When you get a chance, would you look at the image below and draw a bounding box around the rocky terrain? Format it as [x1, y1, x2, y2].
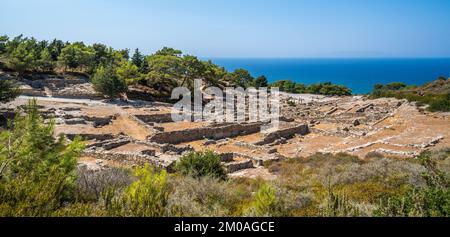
[1, 74, 449, 180]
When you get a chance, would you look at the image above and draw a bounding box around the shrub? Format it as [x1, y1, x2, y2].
[373, 151, 450, 217]
[428, 94, 450, 112]
[245, 183, 277, 217]
[320, 188, 361, 217]
[112, 164, 169, 217]
[174, 150, 227, 180]
[385, 82, 407, 91]
[167, 176, 253, 217]
[76, 166, 131, 202]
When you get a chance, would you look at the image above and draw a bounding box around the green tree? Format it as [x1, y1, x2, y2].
[294, 83, 306, 93]
[58, 42, 94, 71]
[174, 151, 227, 180]
[58, 43, 79, 70]
[225, 69, 254, 88]
[0, 100, 84, 216]
[255, 75, 269, 88]
[48, 39, 65, 61]
[0, 35, 8, 55]
[271, 80, 296, 92]
[202, 60, 227, 87]
[0, 80, 20, 103]
[140, 58, 150, 74]
[116, 60, 141, 85]
[180, 55, 206, 89]
[92, 43, 109, 67]
[117, 49, 130, 61]
[92, 66, 128, 98]
[282, 80, 296, 93]
[155, 47, 182, 57]
[5, 42, 34, 75]
[38, 48, 55, 72]
[131, 48, 144, 68]
[144, 52, 182, 92]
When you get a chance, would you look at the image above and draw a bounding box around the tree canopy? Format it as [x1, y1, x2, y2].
[92, 66, 128, 98]
[0, 34, 355, 99]
[270, 80, 352, 96]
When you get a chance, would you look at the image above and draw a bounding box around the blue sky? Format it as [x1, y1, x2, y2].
[1, 0, 450, 57]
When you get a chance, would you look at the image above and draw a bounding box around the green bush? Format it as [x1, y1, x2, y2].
[174, 150, 227, 180]
[111, 164, 169, 217]
[246, 183, 277, 216]
[428, 94, 450, 112]
[374, 151, 450, 217]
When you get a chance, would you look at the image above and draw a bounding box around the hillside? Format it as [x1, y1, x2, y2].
[371, 77, 450, 112]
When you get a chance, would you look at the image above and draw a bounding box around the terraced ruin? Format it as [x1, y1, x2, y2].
[1, 81, 449, 179]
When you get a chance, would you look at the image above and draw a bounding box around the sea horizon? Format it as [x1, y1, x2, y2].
[206, 57, 450, 94]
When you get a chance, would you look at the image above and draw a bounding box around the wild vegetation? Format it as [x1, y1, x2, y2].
[371, 77, 450, 112]
[174, 150, 227, 180]
[271, 80, 352, 96]
[0, 100, 448, 217]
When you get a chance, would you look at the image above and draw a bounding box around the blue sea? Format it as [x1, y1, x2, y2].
[208, 58, 450, 94]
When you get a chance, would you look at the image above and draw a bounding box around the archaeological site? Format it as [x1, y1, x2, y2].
[1, 71, 448, 181]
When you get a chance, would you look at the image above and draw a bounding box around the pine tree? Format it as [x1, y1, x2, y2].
[5, 42, 34, 75]
[255, 75, 269, 88]
[0, 79, 20, 103]
[140, 58, 150, 74]
[0, 99, 84, 216]
[131, 48, 143, 68]
[38, 48, 55, 72]
[92, 66, 128, 98]
[0, 35, 8, 55]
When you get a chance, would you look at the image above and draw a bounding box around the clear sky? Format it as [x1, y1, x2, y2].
[1, 0, 450, 58]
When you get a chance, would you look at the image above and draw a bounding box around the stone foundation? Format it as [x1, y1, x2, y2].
[135, 113, 174, 123]
[66, 133, 115, 141]
[225, 160, 254, 173]
[255, 124, 309, 145]
[147, 122, 264, 144]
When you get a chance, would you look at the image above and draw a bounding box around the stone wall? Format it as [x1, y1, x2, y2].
[82, 150, 171, 168]
[11, 74, 102, 99]
[52, 83, 102, 99]
[135, 140, 194, 154]
[86, 137, 131, 150]
[135, 113, 174, 123]
[255, 124, 309, 145]
[147, 122, 263, 144]
[66, 133, 115, 141]
[225, 160, 254, 173]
